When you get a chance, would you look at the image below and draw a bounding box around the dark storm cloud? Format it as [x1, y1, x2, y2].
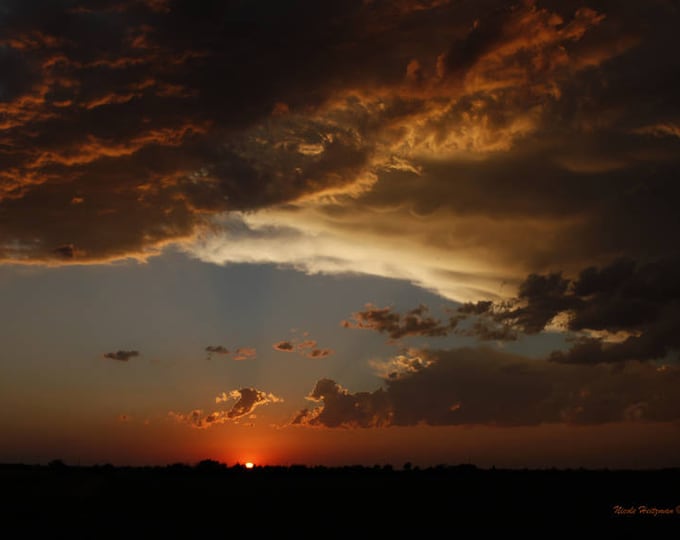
[456, 319, 518, 342]
[2, 0, 679, 278]
[342, 304, 453, 340]
[292, 347, 680, 428]
[462, 258, 680, 364]
[103, 349, 139, 361]
[293, 378, 391, 428]
[0, 0, 388, 262]
[494, 272, 576, 335]
[344, 258, 680, 364]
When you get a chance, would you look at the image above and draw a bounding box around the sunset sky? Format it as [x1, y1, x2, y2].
[1, 0, 680, 469]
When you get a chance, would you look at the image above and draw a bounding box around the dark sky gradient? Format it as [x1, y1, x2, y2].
[1, 0, 680, 468]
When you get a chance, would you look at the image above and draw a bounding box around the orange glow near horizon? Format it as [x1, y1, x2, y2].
[245, 462, 254, 469]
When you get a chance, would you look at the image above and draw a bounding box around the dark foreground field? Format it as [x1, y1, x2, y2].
[1, 462, 678, 534]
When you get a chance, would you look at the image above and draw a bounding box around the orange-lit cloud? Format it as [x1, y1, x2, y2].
[293, 348, 680, 428]
[233, 347, 256, 361]
[171, 387, 282, 429]
[0, 0, 668, 276]
[272, 335, 334, 359]
[221, 388, 283, 419]
[305, 348, 334, 359]
[168, 409, 230, 429]
[273, 341, 295, 352]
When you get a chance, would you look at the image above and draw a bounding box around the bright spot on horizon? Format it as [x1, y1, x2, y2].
[245, 462, 254, 469]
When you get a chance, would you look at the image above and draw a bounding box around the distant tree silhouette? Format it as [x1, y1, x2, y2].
[166, 462, 191, 472]
[195, 459, 225, 472]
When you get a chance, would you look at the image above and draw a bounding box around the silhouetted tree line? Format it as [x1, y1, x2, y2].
[2, 459, 678, 531]
[1, 459, 678, 477]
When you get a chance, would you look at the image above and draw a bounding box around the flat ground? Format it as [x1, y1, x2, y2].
[1, 464, 677, 534]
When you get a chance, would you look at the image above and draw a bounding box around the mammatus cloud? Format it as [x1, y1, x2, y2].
[170, 387, 282, 428]
[292, 348, 680, 428]
[184, 2, 680, 300]
[3, 0, 677, 304]
[103, 350, 140, 361]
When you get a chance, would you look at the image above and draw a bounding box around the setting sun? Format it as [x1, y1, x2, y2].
[245, 462, 254, 469]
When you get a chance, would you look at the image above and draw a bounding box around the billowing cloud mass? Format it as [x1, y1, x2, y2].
[170, 387, 282, 428]
[223, 388, 283, 419]
[103, 350, 139, 361]
[342, 254, 680, 365]
[0, 0, 677, 307]
[458, 258, 680, 364]
[293, 348, 680, 428]
[182, 2, 680, 301]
